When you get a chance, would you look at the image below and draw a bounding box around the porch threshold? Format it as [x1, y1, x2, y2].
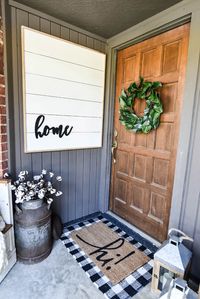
[107, 211, 161, 248]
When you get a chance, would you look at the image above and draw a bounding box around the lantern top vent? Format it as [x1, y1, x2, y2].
[154, 229, 193, 274]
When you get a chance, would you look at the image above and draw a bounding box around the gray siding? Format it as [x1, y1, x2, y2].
[9, 4, 106, 223]
[179, 56, 200, 277]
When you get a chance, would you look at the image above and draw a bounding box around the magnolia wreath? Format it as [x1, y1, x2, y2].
[119, 77, 163, 133]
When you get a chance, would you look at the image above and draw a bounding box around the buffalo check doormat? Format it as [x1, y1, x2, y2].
[61, 213, 157, 299]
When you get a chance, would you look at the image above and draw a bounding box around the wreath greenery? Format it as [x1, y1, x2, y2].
[119, 77, 163, 134]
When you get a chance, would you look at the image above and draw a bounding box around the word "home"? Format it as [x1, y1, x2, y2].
[34, 115, 73, 139]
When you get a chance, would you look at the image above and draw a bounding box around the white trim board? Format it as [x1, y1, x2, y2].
[21, 26, 106, 153]
[107, 211, 161, 248]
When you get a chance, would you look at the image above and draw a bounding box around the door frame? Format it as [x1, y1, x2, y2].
[99, 0, 200, 233]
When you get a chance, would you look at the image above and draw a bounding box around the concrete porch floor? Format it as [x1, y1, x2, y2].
[0, 240, 159, 299]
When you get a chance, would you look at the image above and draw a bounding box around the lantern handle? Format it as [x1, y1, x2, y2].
[168, 228, 193, 244]
[168, 228, 187, 237]
[179, 236, 193, 244]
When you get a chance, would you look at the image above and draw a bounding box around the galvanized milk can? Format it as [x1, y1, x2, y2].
[14, 199, 52, 264]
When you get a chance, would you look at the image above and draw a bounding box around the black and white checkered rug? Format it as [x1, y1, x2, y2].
[61, 213, 157, 299]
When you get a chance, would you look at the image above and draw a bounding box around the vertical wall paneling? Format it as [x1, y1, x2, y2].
[39, 18, 52, 173]
[40, 18, 51, 34]
[9, 3, 107, 222]
[28, 13, 40, 29]
[78, 33, 87, 47]
[11, 7, 20, 175]
[68, 28, 78, 220]
[60, 26, 69, 40]
[180, 53, 200, 276]
[28, 13, 42, 175]
[16, 9, 29, 173]
[192, 195, 200, 276]
[49, 22, 61, 215]
[59, 25, 70, 221]
[69, 29, 78, 44]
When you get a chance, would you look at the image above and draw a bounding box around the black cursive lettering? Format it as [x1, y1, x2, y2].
[35, 114, 45, 138]
[34, 115, 73, 139]
[75, 234, 134, 268]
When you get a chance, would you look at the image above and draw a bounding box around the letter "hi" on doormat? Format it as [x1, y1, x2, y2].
[70, 222, 149, 284]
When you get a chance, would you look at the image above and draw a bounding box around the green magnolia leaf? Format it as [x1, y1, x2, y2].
[142, 82, 152, 95]
[144, 108, 150, 115]
[121, 89, 126, 97]
[153, 105, 163, 113]
[119, 97, 126, 108]
[142, 125, 152, 133]
[152, 112, 160, 125]
[152, 81, 162, 89]
[139, 76, 144, 86]
[127, 96, 134, 106]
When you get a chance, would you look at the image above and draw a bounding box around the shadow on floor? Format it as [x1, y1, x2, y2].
[0, 240, 159, 299]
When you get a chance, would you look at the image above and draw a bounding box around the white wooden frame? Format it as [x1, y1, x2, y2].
[0, 180, 16, 282]
[21, 26, 106, 153]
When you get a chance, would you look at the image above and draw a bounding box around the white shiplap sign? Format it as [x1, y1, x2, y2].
[21, 26, 106, 153]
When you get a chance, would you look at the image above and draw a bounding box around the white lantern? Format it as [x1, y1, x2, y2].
[151, 229, 193, 293]
[159, 278, 198, 299]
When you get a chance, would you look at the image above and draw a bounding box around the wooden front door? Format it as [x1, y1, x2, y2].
[110, 24, 190, 242]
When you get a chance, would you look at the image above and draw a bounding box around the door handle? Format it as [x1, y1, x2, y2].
[112, 129, 118, 164]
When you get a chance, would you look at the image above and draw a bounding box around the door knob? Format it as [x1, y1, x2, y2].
[112, 129, 118, 164]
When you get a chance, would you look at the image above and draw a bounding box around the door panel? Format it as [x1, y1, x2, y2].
[110, 24, 190, 242]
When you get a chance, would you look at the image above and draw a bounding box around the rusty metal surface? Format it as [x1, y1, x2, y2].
[15, 200, 52, 264]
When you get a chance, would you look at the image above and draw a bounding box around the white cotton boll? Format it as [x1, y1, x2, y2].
[15, 196, 23, 204]
[15, 198, 20, 204]
[17, 190, 24, 198]
[56, 176, 62, 182]
[31, 184, 36, 189]
[38, 190, 45, 199]
[29, 190, 35, 197]
[47, 198, 53, 209]
[27, 181, 32, 187]
[42, 169, 47, 175]
[49, 172, 54, 178]
[11, 185, 16, 190]
[19, 171, 26, 176]
[50, 189, 56, 194]
[34, 175, 40, 181]
[18, 185, 25, 191]
[47, 198, 53, 204]
[3, 173, 9, 178]
[55, 191, 63, 197]
[38, 183, 44, 189]
[19, 175, 25, 181]
[25, 195, 32, 201]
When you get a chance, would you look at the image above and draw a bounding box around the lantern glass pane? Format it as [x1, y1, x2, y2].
[158, 266, 177, 290]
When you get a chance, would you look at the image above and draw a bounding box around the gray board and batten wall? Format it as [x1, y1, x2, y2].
[2, 0, 200, 279]
[3, 0, 107, 222]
